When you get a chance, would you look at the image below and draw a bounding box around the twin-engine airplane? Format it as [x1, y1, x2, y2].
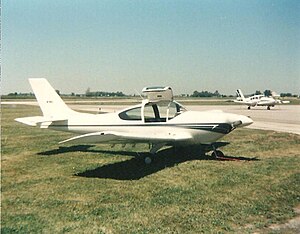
[234, 89, 290, 110]
[16, 79, 253, 164]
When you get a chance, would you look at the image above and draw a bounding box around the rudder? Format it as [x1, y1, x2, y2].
[236, 89, 245, 101]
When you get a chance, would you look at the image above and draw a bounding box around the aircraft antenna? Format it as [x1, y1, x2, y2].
[134, 89, 144, 100]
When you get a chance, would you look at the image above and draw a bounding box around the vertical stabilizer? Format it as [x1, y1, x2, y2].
[236, 89, 245, 101]
[29, 78, 74, 119]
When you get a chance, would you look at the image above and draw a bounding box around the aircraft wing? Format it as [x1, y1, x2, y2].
[276, 100, 290, 104]
[233, 100, 249, 104]
[233, 100, 256, 106]
[59, 131, 193, 145]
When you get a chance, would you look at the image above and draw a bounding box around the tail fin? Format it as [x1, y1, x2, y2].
[29, 78, 74, 118]
[236, 89, 245, 101]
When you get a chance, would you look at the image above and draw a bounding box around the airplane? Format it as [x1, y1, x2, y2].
[234, 89, 290, 110]
[15, 79, 253, 164]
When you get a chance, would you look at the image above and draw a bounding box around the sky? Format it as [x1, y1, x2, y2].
[2, 0, 300, 95]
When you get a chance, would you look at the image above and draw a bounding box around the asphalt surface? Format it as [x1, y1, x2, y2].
[188, 105, 300, 135]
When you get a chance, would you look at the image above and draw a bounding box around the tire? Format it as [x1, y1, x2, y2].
[144, 156, 152, 164]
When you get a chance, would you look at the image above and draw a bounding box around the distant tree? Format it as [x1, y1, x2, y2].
[264, 90, 272, 97]
[280, 93, 292, 97]
[255, 90, 262, 95]
[56, 90, 60, 96]
[192, 91, 200, 97]
[85, 88, 91, 96]
[214, 90, 220, 97]
[85, 90, 126, 97]
[8, 92, 18, 96]
[191, 90, 221, 97]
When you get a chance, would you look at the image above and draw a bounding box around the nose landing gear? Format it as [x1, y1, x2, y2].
[211, 144, 225, 159]
[211, 150, 225, 159]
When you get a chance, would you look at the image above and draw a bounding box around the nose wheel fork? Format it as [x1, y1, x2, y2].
[211, 145, 225, 159]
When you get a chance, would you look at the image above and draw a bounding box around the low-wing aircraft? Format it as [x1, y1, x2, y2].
[234, 89, 290, 110]
[16, 79, 253, 164]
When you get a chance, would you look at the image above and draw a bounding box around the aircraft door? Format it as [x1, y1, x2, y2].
[143, 101, 184, 123]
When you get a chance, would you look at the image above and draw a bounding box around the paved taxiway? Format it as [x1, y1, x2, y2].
[2, 101, 300, 135]
[188, 105, 300, 135]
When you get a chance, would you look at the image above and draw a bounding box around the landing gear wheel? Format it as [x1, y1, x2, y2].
[144, 156, 152, 164]
[267, 106, 270, 110]
[247, 106, 251, 110]
[211, 150, 224, 159]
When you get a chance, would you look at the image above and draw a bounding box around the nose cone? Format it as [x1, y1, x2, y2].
[239, 115, 253, 127]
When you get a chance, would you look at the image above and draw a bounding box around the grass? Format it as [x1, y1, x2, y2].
[1, 105, 300, 233]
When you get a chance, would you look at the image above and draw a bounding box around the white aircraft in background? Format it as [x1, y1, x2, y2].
[234, 89, 290, 110]
[16, 79, 253, 164]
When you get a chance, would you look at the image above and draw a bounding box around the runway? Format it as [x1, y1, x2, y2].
[2, 101, 300, 135]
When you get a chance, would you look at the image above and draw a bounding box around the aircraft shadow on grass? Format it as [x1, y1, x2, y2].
[38, 145, 109, 156]
[38, 145, 259, 180]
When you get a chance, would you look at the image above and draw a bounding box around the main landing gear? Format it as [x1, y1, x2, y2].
[144, 156, 153, 164]
[142, 143, 166, 164]
[142, 143, 230, 164]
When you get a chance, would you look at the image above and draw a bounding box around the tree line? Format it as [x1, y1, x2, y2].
[5, 89, 299, 98]
[85, 88, 125, 97]
[191, 90, 223, 97]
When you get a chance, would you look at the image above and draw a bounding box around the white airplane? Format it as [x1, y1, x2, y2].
[16, 79, 253, 164]
[234, 89, 289, 110]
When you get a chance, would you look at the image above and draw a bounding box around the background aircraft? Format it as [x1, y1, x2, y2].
[234, 89, 290, 110]
[16, 79, 253, 164]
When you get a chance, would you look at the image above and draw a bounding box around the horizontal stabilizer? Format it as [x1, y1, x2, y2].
[15, 116, 67, 127]
[275, 100, 290, 104]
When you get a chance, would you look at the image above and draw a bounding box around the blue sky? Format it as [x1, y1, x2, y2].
[2, 0, 300, 95]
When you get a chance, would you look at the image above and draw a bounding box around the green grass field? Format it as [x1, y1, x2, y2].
[1, 105, 300, 233]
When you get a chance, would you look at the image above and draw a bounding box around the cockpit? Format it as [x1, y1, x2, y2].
[118, 100, 186, 122]
[118, 86, 186, 122]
